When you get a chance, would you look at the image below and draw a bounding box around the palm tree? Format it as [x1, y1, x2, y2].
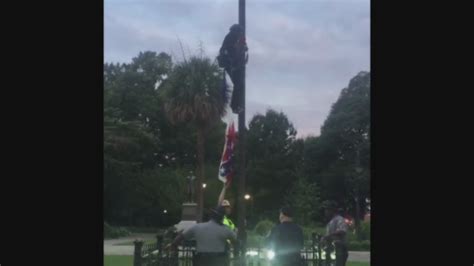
[161, 56, 227, 221]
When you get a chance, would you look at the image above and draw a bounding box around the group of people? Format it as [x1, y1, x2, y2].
[166, 183, 350, 266]
[163, 23, 353, 266]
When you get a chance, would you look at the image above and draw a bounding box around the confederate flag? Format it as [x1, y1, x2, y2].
[218, 121, 236, 185]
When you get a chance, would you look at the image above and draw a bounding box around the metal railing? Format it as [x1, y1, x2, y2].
[134, 232, 340, 266]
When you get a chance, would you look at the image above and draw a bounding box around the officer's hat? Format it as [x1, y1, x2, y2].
[221, 200, 231, 207]
[209, 207, 225, 224]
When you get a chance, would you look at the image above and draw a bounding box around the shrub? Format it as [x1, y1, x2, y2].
[302, 226, 326, 241]
[246, 231, 265, 247]
[254, 219, 275, 237]
[360, 240, 370, 250]
[124, 226, 162, 234]
[359, 221, 370, 240]
[347, 230, 357, 242]
[348, 240, 370, 251]
[350, 221, 370, 241]
[348, 241, 361, 250]
[104, 222, 131, 239]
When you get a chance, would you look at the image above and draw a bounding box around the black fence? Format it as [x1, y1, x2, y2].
[134, 233, 341, 266]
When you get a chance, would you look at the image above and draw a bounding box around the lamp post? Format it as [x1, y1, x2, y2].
[244, 194, 253, 226]
[354, 147, 363, 240]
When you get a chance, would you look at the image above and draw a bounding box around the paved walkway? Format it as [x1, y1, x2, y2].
[348, 251, 370, 262]
[104, 235, 370, 262]
[104, 233, 155, 256]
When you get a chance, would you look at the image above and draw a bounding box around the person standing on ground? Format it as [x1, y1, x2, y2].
[321, 201, 349, 266]
[165, 207, 237, 266]
[266, 206, 304, 266]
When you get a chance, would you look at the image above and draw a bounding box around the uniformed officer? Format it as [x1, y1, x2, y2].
[321, 201, 349, 266]
[166, 207, 237, 266]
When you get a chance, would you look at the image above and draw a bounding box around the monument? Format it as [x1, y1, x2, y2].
[174, 174, 198, 232]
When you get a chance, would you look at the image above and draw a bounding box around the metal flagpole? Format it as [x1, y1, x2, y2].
[237, 0, 247, 260]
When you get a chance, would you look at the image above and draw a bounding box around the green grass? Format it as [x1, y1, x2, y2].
[103, 255, 369, 266]
[347, 262, 370, 266]
[104, 255, 133, 266]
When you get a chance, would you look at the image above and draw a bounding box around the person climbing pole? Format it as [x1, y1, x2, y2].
[218, 24, 248, 114]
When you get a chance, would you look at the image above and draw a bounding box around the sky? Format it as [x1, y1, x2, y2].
[104, 0, 370, 138]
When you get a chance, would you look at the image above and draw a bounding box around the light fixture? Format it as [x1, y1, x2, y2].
[267, 250, 275, 260]
[245, 250, 258, 257]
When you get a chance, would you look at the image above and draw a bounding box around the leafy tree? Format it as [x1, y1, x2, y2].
[304, 71, 370, 239]
[285, 175, 322, 226]
[103, 49, 370, 234]
[246, 109, 299, 217]
[160, 56, 226, 221]
[104, 117, 157, 224]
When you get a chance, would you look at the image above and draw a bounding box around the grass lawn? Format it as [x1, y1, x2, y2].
[104, 255, 133, 266]
[347, 262, 370, 266]
[104, 255, 369, 266]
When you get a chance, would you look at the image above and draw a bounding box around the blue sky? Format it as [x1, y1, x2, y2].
[105, 0, 370, 137]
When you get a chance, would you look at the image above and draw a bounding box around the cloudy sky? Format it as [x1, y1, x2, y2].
[104, 0, 370, 138]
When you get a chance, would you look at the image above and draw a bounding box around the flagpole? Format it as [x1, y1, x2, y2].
[237, 0, 247, 258]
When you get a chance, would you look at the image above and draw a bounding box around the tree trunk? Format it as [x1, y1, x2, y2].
[196, 127, 205, 222]
[354, 195, 362, 241]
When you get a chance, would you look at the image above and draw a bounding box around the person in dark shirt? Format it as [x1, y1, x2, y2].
[266, 206, 304, 266]
[217, 24, 248, 114]
[218, 24, 244, 70]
